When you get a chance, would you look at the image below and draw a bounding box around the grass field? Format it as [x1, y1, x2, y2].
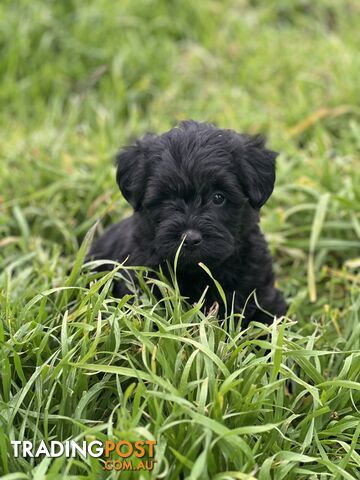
[1, 0, 360, 478]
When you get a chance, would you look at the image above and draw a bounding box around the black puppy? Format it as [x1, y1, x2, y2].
[89, 121, 287, 324]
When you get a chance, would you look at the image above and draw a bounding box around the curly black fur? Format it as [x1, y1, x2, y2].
[89, 121, 287, 324]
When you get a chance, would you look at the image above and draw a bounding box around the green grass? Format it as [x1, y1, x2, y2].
[1, 0, 360, 478]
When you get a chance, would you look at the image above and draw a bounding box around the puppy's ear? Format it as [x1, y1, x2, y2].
[232, 134, 278, 209]
[115, 136, 153, 210]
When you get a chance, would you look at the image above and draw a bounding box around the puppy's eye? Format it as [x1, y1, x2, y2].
[212, 193, 226, 205]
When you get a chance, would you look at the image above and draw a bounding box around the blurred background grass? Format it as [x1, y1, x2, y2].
[0, 0, 360, 477]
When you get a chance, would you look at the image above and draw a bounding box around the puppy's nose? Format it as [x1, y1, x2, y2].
[182, 229, 202, 247]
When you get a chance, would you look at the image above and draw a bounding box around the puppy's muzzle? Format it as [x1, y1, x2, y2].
[181, 229, 202, 248]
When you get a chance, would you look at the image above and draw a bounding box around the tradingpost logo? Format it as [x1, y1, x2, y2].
[11, 439, 157, 472]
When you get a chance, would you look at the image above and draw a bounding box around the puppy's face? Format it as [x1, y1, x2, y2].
[116, 121, 277, 269]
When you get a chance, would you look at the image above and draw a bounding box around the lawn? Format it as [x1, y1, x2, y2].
[0, 0, 360, 478]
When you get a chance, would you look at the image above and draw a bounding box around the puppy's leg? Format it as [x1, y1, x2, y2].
[250, 287, 287, 324]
